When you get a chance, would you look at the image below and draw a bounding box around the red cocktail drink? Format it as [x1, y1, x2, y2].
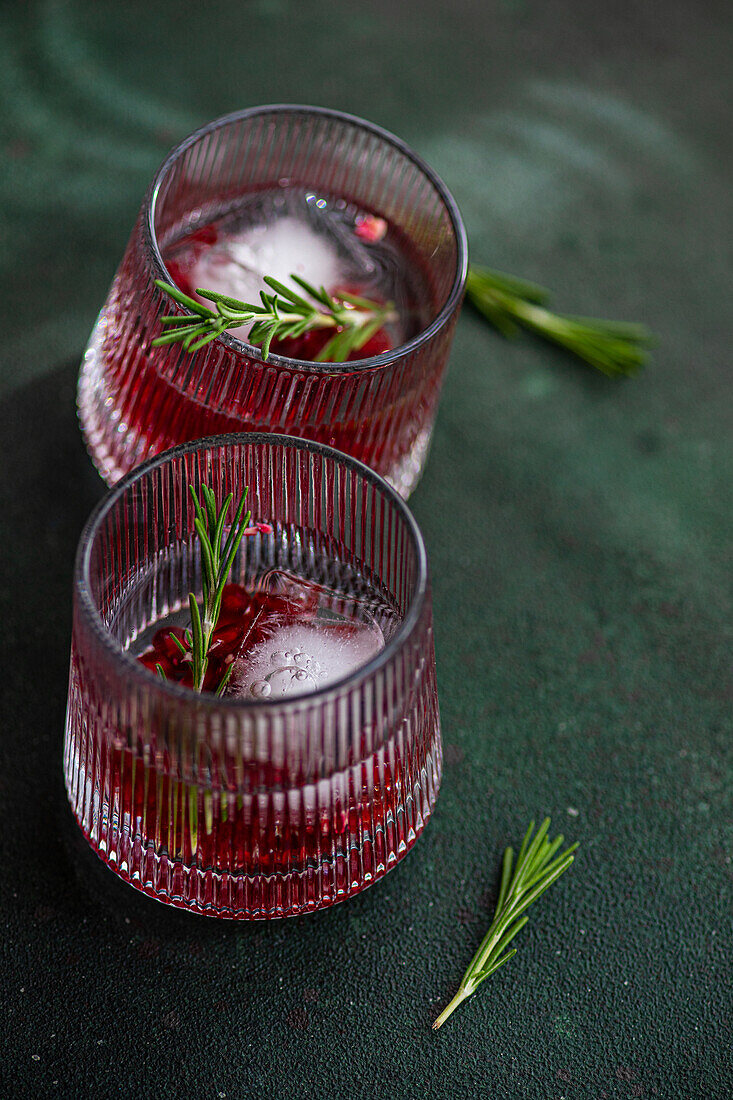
[78, 106, 467, 497]
[64, 435, 441, 918]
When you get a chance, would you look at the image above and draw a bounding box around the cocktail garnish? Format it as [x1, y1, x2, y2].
[466, 265, 652, 377]
[157, 484, 271, 694]
[152, 276, 397, 363]
[433, 818, 578, 1030]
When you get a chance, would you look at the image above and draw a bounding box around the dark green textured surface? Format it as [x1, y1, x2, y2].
[1, 2, 731, 1097]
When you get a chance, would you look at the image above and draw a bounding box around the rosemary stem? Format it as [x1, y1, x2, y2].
[218, 307, 336, 330]
[432, 989, 469, 1031]
[511, 297, 559, 330]
[485, 290, 565, 339]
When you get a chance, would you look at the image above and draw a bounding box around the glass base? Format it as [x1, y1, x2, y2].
[64, 735, 441, 920]
[71, 813, 432, 920]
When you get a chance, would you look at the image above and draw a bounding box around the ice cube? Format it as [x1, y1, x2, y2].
[189, 215, 346, 338]
[230, 619, 384, 700]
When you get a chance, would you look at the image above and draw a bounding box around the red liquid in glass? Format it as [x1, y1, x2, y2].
[137, 574, 386, 696]
[94, 570, 427, 917]
[163, 221, 394, 362]
[83, 187, 445, 492]
[137, 581, 308, 694]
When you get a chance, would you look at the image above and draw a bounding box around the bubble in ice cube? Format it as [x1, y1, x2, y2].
[231, 620, 384, 700]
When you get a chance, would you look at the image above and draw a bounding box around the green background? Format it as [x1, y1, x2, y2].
[1, 1, 730, 1097]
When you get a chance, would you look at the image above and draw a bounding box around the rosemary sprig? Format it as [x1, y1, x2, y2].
[466, 265, 652, 377]
[433, 818, 578, 1031]
[187, 483, 253, 693]
[152, 276, 396, 363]
[162, 483, 269, 695]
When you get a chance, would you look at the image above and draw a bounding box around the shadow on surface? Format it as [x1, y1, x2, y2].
[0, 361, 107, 918]
[0, 363, 420, 942]
[0, 367, 437, 1099]
[0, 363, 244, 938]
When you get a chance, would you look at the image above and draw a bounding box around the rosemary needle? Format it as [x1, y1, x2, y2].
[433, 818, 578, 1030]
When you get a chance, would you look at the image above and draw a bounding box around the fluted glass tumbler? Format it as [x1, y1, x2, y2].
[64, 434, 442, 919]
[78, 105, 467, 497]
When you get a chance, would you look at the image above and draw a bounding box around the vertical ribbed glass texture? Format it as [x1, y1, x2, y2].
[77, 105, 467, 497]
[64, 435, 441, 919]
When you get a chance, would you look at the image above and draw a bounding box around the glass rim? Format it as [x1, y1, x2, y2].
[75, 433, 430, 711]
[144, 103, 469, 376]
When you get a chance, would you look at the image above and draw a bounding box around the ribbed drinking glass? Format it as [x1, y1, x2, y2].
[64, 434, 442, 919]
[77, 105, 467, 497]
